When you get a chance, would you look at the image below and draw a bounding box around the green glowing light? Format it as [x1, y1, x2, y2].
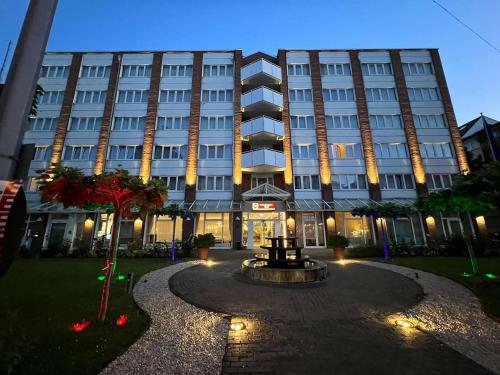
[485, 273, 498, 279]
[117, 274, 126, 281]
[97, 275, 105, 281]
[461, 272, 472, 278]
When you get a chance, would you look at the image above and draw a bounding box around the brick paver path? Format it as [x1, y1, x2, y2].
[170, 250, 491, 374]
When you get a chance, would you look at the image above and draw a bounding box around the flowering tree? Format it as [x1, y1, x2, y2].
[351, 202, 415, 259]
[39, 167, 167, 321]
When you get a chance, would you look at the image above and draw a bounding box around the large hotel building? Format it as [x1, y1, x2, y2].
[22, 49, 470, 252]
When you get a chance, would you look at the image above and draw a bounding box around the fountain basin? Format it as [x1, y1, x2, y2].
[241, 258, 328, 283]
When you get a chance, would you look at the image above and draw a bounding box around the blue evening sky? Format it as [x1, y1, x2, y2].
[1, 0, 499, 124]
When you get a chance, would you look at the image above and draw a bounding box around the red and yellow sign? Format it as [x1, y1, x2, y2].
[252, 202, 276, 211]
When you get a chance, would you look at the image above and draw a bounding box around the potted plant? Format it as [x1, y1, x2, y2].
[327, 235, 350, 260]
[194, 233, 216, 260]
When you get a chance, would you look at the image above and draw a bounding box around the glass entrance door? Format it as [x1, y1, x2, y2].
[248, 220, 280, 249]
[301, 212, 326, 247]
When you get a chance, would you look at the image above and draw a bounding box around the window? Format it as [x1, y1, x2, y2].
[330, 144, 363, 159]
[153, 145, 187, 160]
[380, 174, 415, 189]
[426, 174, 453, 190]
[403, 62, 433, 76]
[365, 88, 397, 102]
[290, 115, 315, 129]
[33, 146, 50, 161]
[407, 87, 440, 101]
[75, 90, 106, 104]
[332, 175, 367, 189]
[420, 143, 453, 158]
[80, 65, 111, 78]
[162, 64, 193, 77]
[40, 65, 69, 78]
[369, 115, 402, 129]
[320, 63, 351, 76]
[413, 114, 446, 128]
[323, 88, 355, 102]
[112, 117, 145, 131]
[289, 89, 313, 102]
[156, 116, 190, 130]
[26, 177, 40, 192]
[159, 90, 191, 103]
[361, 63, 393, 75]
[374, 143, 408, 158]
[39, 91, 64, 105]
[201, 89, 233, 102]
[196, 212, 231, 247]
[251, 176, 274, 188]
[152, 176, 186, 191]
[203, 64, 234, 77]
[294, 175, 321, 190]
[197, 176, 232, 191]
[292, 144, 318, 159]
[326, 115, 359, 129]
[116, 90, 149, 104]
[287, 64, 310, 76]
[200, 116, 233, 130]
[63, 145, 95, 161]
[108, 145, 142, 160]
[27, 117, 58, 131]
[199, 144, 232, 159]
[121, 65, 152, 78]
[69, 117, 102, 131]
[464, 140, 481, 152]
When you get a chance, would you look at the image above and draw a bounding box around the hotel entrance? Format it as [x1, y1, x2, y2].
[242, 211, 286, 249]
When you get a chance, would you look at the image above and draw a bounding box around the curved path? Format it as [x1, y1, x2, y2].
[101, 261, 229, 375]
[170, 250, 494, 374]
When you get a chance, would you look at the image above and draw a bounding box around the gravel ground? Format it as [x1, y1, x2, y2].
[357, 260, 500, 374]
[101, 261, 229, 375]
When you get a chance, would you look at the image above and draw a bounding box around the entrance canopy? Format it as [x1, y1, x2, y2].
[242, 183, 290, 201]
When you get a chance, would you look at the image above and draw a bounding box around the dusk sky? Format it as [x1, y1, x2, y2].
[1, 0, 499, 124]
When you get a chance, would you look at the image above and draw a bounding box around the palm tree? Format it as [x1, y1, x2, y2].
[39, 167, 167, 321]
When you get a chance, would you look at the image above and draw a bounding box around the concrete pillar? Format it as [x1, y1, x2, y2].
[0, 0, 58, 179]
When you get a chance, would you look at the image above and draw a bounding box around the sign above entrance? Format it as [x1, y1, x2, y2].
[252, 202, 276, 211]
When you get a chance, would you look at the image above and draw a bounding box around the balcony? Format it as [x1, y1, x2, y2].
[241, 87, 283, 118]
[241, 116, 284, 143]
[241, 59, 282, 89]
[241, 148, 286, 173]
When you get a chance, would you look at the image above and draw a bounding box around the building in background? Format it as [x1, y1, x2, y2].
[21, 48, 472, 253]
[460, 114, 500, 166]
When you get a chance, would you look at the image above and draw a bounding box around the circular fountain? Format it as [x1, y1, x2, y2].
[241, 236, 328, 283]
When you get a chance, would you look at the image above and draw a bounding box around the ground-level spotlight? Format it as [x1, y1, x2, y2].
[230, 322, 246, 331]
[395, 319, 414, 329]
[461, 272, 473, 278]
[116, 314, 128, 327]
[71, 320, 91, 332]
[485, 273, 497, 279]
[97, 275, 105, 281]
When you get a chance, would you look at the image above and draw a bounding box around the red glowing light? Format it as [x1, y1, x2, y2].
[116, 315, 128, 327]
[71, 320, 91, 332]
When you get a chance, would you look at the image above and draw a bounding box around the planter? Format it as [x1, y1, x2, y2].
[198, 247, 209, 260]
[334, 247, 345, 260]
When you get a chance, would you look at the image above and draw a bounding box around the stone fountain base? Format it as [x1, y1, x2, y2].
[241, 259, 328, 283]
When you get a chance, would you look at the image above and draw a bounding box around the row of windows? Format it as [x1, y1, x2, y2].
[40, 61, 435, 80]
[28, 113, 446, 133]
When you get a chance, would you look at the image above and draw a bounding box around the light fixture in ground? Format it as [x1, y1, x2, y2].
[485, 273, 497, 279]
[395, 319, 414, 329]
[230, 322, 246, 331]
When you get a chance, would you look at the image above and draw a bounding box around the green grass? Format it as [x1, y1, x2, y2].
[386, 257, 500, 320]
[0, 258, 171, 374]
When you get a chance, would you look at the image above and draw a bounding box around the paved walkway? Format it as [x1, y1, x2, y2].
[169, 250, 493, 374]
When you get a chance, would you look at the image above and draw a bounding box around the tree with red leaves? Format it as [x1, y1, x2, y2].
[38, 166, 168, 322]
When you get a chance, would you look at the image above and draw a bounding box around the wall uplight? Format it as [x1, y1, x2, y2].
[475, 215, 486, 227]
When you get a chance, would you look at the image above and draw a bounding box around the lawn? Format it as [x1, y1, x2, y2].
[386, 257, 500, 320]
[0, 258, 171, 374]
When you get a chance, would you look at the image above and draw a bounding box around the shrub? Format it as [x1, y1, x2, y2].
[327, 235, 350, 248]
[194, 233, 216, 248]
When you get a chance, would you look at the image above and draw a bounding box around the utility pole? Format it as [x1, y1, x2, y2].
[0, 41, 12, 82]
[0, 0, 59, 180]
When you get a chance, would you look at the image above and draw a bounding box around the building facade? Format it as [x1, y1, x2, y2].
[21, 49, 471, 253]
[460, 114, 500, 165]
